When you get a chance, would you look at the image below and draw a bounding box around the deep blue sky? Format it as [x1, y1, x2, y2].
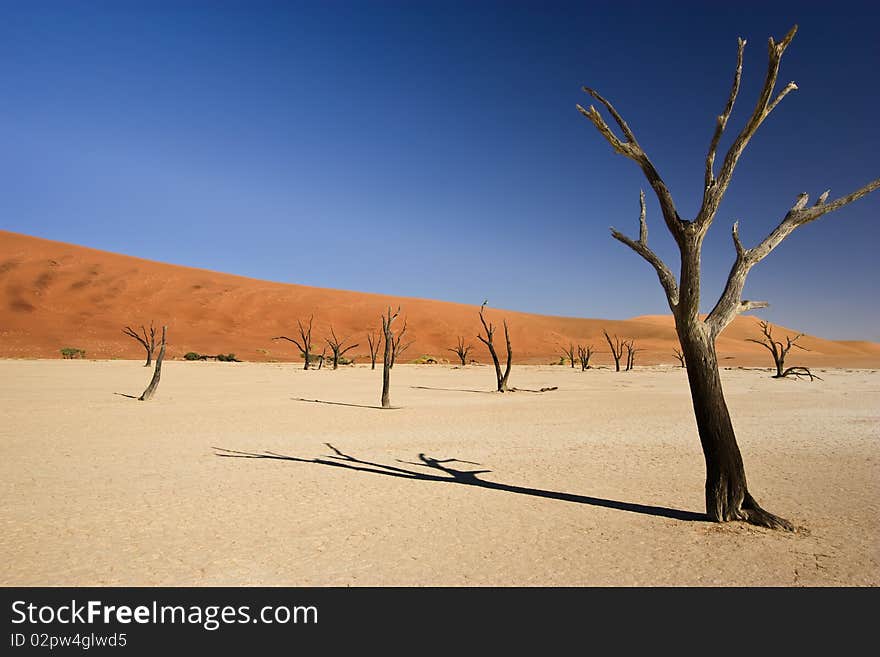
[1, 1, 878, 339]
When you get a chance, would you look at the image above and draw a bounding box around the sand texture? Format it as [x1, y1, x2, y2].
[2, 229, 879, 367]
[1, 360, 877, 586]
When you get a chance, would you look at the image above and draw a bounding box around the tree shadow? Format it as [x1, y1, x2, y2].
[113, 392, 138, 399]
[409, 386, 557, 394]
[409, 386, 495, 394]
[292, 397, 399, 410]
[214, 443, 706, 523]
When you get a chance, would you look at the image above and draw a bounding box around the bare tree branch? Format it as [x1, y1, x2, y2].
[610, 190, 680, 307]
[578, 90, 684, 240]
[706, 178, 880, 336]
[705, 37, 746, 190]
[698, 25, 799, 229]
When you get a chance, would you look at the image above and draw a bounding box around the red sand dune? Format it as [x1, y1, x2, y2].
[2, 229, 878, 367]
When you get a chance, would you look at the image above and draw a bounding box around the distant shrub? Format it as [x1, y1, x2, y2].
[337, 356, 354, 366]
[185, 351, 240, 362]
[60, 347, 86, 359]
[411, 354, 443, 365]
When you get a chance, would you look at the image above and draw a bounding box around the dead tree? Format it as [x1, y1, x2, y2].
[746, 321, 817, 380]
[477, 301, 512, 392]
[273, 316, 314, 370]
[138, 325, 167, 401]
[624, 340, 640, 371]
[447, 336, 473, 366]
[577, 344, 594, 370]
[316, 346, 326, 370]
[380, 306, 400, 408]
[122, 322, 158, 367]
[603, 330, 625, 372]
[390, 319, 413, 368]
[325, 326, 359, 370]
[560, 342, 576, 368]
[673, 347, 686, 368]
[367, 330, 381, 370]
[578, 25, 878, 528]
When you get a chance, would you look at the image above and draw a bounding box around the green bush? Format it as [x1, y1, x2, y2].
[184, 352, 202, 361]
[217, 353, 240, 362]
[60, 347, 86, 359]
[411, 354, 442, 365]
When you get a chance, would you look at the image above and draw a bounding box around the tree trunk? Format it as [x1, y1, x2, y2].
[677, 323, 792, 530]
[773, 355, 784, 378]
[144, 348, 152, 368]
[381, 336, 392, 408]
[139, 327, 166, 401]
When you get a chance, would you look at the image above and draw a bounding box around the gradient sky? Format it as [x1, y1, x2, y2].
[1, 1, 878, 339]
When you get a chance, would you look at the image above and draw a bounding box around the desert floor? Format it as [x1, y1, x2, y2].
[1, 360, 877, 586]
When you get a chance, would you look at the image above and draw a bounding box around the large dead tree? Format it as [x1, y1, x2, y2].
[325, 326, 359, 370]
[746, 321, 817, 380]
[578, 25, 878, 529]
[122, 322, 158, 367]
[603, 330, 625, 372]
[138, 325, 167, 401]
[477, 301, 512, 392]
[560, 342, 576, 368]
[367, 330, 381, 370]
[577, 344, 594, 370]
[673, 347, 686, 368]
[273, 316, 314, 370]
[380, 306, 400, 408]
[447, 336, 473, 366]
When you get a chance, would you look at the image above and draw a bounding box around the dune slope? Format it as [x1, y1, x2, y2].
[1, 230, 878, 366]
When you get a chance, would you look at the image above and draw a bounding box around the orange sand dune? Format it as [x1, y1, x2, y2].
[1, 230, 878, 367]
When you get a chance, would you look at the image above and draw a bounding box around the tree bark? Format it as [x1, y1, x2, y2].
[677, 322, 792, 529]
[139, 326, 166, 401]
[380, 307, 400, 408]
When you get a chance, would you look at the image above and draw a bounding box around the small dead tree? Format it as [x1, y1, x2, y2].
[624, 340, 640, 371]
[673, 347, 686, 368]
[559, 342, 576, 368]
[273, 316, 314, 370]
[746, 321, 817, 380]
[122, 322, 158, 367]
[603, 330, 625, 372]
[447, 336, 473, 366]
[477, 301, 512, 392]
[577, 344, 594, 370]
[380, 306, 400, 408]
[138, 325, 167, 401]
[367, 330, 381, 370]
[325, 326, 359, 370]
[390, 319, 413, 368]
[316, 346, 326, 370]
[579, 25, 877, 528]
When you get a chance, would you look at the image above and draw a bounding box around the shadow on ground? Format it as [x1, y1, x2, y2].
[214, 443, 705, 523]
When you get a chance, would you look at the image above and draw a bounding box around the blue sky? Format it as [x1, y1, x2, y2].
[1, 1, 878, 339]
